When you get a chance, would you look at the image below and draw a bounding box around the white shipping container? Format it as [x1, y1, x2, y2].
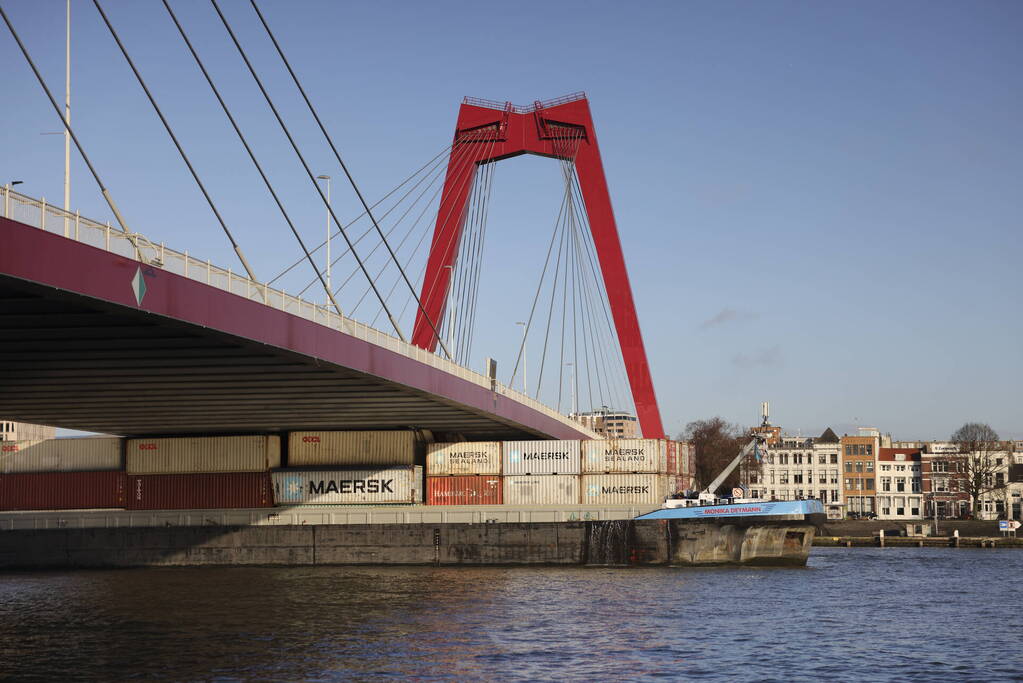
[503, 475, 580, 505]
[581, 474, 668, 505]
[582, 438, 667, 473]
[502, 440, 581, 475]
[126, 435, 281, 474]
[427, 442, 501, 475]
[272, 467, 423, 504]
[0, 437, 122, 473]
[288, 431, 416, 467]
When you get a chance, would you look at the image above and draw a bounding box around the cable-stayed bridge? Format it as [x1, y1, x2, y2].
[0, 2, 664, 442]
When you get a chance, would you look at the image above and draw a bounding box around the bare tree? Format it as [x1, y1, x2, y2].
[950, 422, 1008, 517]
[680, 417, 748, 494]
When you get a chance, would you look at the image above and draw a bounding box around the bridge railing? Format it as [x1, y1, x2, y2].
[1, 186, 598, 438]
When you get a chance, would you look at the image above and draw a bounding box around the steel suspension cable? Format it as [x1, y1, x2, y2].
[453, 158, 486, 362]
[163, 0, 342, 310]
[566, 168, 634, 411]
[92, 0, 259, 282]
[248, 0, 447, 356]
[508, 188, 571, 390]
[209, 0, 414, 345]
[267, 141, 455, 287]
[310, 139, 470, 302]
[534, 169, 574, 401]
[0, 4, 146, 261]
[463, 157, 497, 364]
[372, 135, 487, 336]
[418, 130, 498, 328]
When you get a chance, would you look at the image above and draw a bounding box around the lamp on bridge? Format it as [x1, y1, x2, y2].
[316, 174, 332, 306]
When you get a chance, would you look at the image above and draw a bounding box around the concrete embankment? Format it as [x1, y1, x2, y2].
[0, 518, 814, 570]
[814, 520, 1022, 548]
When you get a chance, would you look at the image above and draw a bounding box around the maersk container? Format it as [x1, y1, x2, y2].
[502, 440, 581, 475]
[126, 435, 280, 474]
[0, 471, 126, 511]
[582, 438, 668, 474]
[126, 472, 274, 510]
[426, 475, 502, 505]
[287, 431, 417, 467]
[503, 475, 580, 505]
[426, 442, 501, 475]
[272, 466, 422, 505]
[581, 474, 668, 505]
[0, 437, 121, 474]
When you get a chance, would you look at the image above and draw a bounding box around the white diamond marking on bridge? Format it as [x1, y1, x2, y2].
[131, 267, 147, 306]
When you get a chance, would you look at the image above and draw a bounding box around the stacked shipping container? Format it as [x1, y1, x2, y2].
[274, 431, 423, 505]
[0, 433, 693, 512]
[423, 438, 693, 506]
[125, 436, 280, 510]
[0, 438, 125, 511]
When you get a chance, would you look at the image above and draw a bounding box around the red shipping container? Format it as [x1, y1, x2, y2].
[0, 471, 127, 511]
[426, 475, 502, 505]
[126, 472, 273, 510]
[666, 441, 680, 476]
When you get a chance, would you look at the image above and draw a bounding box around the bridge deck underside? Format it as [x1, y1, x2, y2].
[0, 276, 547, 439]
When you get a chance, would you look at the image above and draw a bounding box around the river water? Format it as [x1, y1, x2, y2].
[1, 548, 1020, 682]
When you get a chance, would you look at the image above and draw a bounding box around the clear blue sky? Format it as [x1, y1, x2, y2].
[2, 1, 1020, 440]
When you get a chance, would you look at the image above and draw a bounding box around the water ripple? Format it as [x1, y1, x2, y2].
[0, 548, 1021, 681]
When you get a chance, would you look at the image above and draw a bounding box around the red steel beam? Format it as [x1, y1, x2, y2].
[412, 95, 665, 438]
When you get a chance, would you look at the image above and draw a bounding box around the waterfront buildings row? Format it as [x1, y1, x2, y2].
[745, 427, 1023, 521]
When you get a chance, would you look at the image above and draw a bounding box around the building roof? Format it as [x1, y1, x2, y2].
[878, 447, 922, 462]
[817, 427, 840, 444]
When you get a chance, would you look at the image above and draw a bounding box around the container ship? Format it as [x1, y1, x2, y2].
[0, 429, 820, 568]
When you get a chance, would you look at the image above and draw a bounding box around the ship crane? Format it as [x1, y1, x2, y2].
[667, 402, 771, 508]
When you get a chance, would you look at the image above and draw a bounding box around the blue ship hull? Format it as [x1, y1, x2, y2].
[637, 499, 825, 521]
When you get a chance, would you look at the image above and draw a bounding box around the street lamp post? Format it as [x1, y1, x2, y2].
[316, 175, 331, 305]
[515, 321, 527, 394]
[565, 362, 575, 415]
[64, 0, 71, 222]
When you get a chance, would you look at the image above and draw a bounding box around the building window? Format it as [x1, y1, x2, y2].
[882, 477, 891, 492]
[793, 474, 803, 484]
[867, 462, 874, 473]
[881, 465, 891, 472]
[845, 478, 852, 489]
[845, 462, 852, 473]
[855, 462, 863, 473]
[896, 480, 905, 492]
[912, 480, 921, 493]
[818, 455, 826, 465]
[866, 479, 874, 490]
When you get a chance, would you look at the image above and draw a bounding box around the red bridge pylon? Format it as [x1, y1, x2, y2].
[412, 93, 664, 439]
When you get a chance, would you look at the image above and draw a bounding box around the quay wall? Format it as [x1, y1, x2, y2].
[0, 516, 816, 569]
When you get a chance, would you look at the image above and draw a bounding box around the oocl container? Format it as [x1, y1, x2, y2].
[0, 471, 127, 511]
[582, 438, 668, 474]
[272, 466, 422, 505]
[426, 475, 502, 505]
[0, 437, 121, 474]
[502, 440, 580, 475]
[426, 442, 501, 475]
[288, 431, 417, 467]
[126, 436, 280, 474]
[503, 475, 580, 505]
[581, 474, 668, 505]
[126, 472, 274, 510]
